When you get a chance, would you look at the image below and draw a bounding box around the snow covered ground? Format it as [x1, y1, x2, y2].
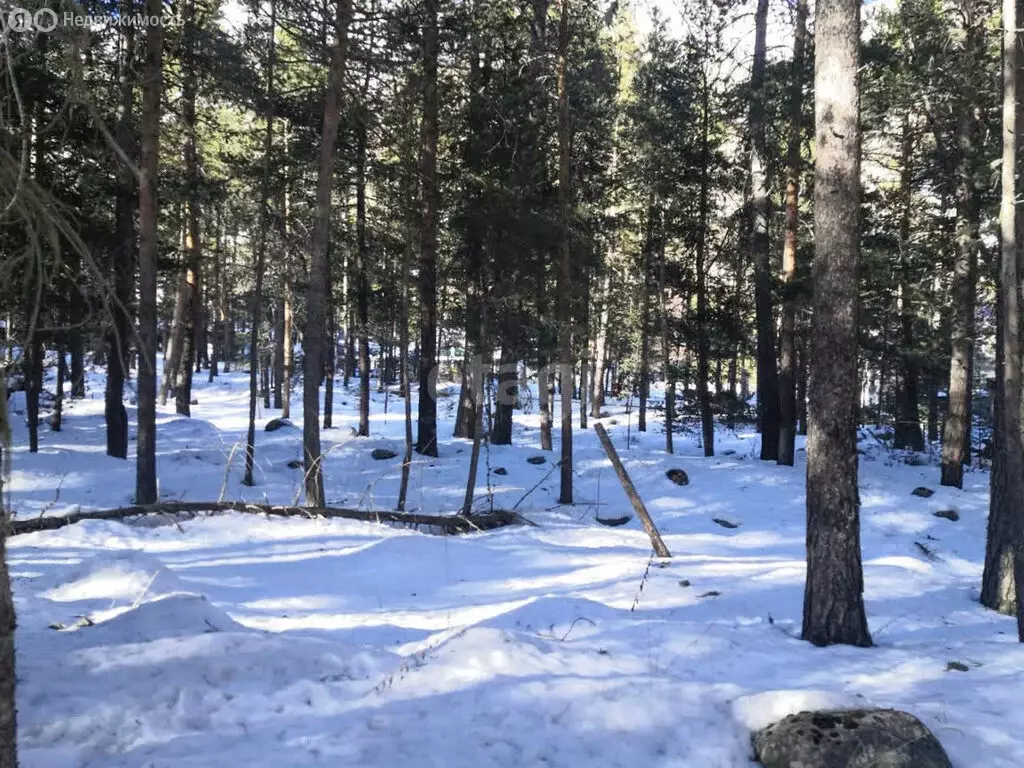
[5, 365, 1023, 766]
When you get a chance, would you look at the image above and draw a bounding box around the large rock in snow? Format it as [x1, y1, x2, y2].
[752, 709, 952, 768]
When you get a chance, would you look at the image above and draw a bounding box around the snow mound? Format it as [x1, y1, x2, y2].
[78, 593, 246, 644]
[40, 550, 186, 605]
[732, 689, 873, 732]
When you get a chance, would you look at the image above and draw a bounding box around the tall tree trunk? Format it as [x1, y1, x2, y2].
[696, 69, 714, 457]
[273, 300, 284, 408]
[556, 0, 573, 504]
[590, 270, 611, 419]
[136, 0, 164, 505]
[894, 115, 925, 453]
[356, 117, 371, 437]
[751, 0, 779, 461]
[777, 0, 807, 466]
[178, 3, 203, 421]
[638, 200, 653, 434]
[106, 6, 136, 459]
[397, 209, 415, 511]
[579, 273, 590, 430]
[25, 340, 42, 453]
[324, 307, 335, 429]
[802, 0, 871, 648]
[161, 271, 186, 406]
[244, 0, 277, 486]
[50, 347, 65, 432]
[209, 214, 220, 383]
[982, 0, 1024, 635]
[221, 215, 232, 374]
[658, 223, 674, 454]
[416, 0, 440, 457]
[0, 380, 15, 768]
[941, 28, 981, 486]
[304, 0, 353, 503]
[282, 274, 293, 419]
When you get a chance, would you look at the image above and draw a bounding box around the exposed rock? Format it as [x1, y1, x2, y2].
[286, 459, 302, 469]
[666, 468, 689, 486]
[371, 448, 398, 460]
[946, 661, 969, 672]
[933, 509, 959, 522]
[264, 418, 293, 432]
[722, 449, 737, 456]
[905, 452, 930, 466]
[753, 709, 952, 768]
[527, 456, 546, 465]
[712, 518, 739, 529]
[911, 486, 934, 498]
[190, 398, 199, 405]
[493, 467, 508, 476]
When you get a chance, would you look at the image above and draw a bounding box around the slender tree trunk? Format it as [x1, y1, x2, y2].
[591, 270, 610, 418]
[244, 0, 277, 486]
[161, 272, 186, 406]
[416, 0, 440, 457]
[982, 0, 1024, 635]
[942, 33, 981, 486]
[802, 0, 871, 648]
[107, 8, 136, 459]
[356, 118, 371, 437]
[282, 275, 293, 419]
[751, 0, 779, 461]
[304, 0, 353, 503]
[696, 71, 714, 457]
[658, 222, 674, 454]
[777, 0, 807, 466]
[397, 213, 415, 511]
[556, 0, 573, 504]
[324, 307, 335, 429]
[0, 386, 15, 768]
[209, 217, 220, 383]
[578, 263, 591, 429]
[273, 300, 284, 409]
[26, 340, 42, 453]
[638, 200, 653, 434]
[50, 347, 65, 432]
[177, 0, 202, 418]
[894, 115, 925, 453]
[136, 0, 164, 504]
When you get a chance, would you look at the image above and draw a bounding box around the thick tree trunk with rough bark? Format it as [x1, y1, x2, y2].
[942, 21, 981, 486]
[751, 0, 779, 461]
[107, 10, 136, 459]
[982, 0, 1024, 636]
[777, 0, 807, 466]
[136, 0, 163, 505]
[556, 0, 573, 504]
[802, 0, 871, 648]
[303, 0, 352, 504]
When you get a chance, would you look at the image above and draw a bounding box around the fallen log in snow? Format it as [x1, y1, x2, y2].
[8, 502, 527, 537]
